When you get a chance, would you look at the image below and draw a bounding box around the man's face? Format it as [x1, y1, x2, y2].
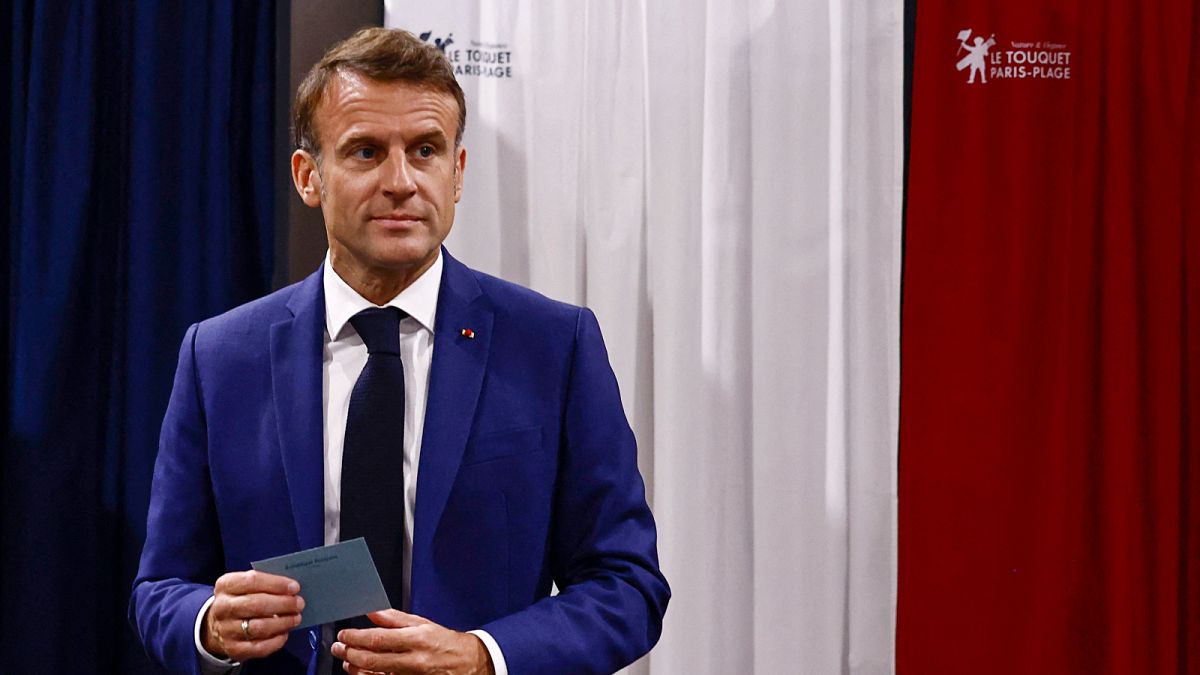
[293, 72, 466, 282]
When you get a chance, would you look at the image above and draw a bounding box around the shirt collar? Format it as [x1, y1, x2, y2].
[322, 250, 443, 341]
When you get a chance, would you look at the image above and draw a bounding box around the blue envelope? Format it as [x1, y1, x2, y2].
[252, 538, 391, 628]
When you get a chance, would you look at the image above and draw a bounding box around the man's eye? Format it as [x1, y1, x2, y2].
[417, 145, 435, 158]
[352, 147, 377, 160]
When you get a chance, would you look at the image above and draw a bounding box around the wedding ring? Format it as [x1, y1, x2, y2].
[241, 618, 252, 639]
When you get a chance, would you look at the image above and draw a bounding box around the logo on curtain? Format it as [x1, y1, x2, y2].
[956, 29, 995, 83]
[420, 29, 514, 80]
[955, 29, 1072, 84]
[419, 31, 455, 53]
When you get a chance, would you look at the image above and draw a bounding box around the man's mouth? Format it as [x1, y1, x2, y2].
[371, 213, 424, 227]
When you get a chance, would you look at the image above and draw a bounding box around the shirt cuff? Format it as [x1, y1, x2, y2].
[194, 595, 241, 673]
[467, 629, 508, 675]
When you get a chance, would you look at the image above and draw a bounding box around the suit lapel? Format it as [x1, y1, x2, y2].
[411, 250, 493, 610]
[270, 267, 327, 553]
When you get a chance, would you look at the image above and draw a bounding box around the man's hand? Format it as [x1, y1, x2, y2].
[201, 570, 304, 662]
[332, 609, 495, 675]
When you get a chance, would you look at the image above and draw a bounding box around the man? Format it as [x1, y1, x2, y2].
[130, 28, 668, 675]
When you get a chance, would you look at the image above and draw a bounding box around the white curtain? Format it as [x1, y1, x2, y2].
[385, 2, 903, 672]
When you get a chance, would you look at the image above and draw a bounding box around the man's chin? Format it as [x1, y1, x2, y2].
[367, 246, 442, 274]
[329, 241, 441, 279]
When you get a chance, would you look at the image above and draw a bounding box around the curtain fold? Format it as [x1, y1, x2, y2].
[3, 2, 275, 671]
[386, 2, 903, 672]
[1185, 7, 1200, 671]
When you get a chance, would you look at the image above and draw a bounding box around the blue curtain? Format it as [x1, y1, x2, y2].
[4, 2, 276, 672]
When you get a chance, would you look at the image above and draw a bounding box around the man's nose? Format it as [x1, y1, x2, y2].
[380, 153, 417, 196]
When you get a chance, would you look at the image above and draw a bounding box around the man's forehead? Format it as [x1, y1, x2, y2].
[321, 71, 455, 115]
[317, 71, 459, 138]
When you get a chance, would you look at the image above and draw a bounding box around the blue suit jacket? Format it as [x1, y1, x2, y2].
[130, 250, 669, 674]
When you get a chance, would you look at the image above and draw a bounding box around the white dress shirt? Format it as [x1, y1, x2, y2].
[195, 251, 507, 674]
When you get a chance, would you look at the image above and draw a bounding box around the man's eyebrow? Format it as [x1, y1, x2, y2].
[334, 132, 383, 151]
[333, 128, 450, 152]
[408, 129, 450, 146]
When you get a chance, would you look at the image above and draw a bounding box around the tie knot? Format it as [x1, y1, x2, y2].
[349, 307, 405, 354]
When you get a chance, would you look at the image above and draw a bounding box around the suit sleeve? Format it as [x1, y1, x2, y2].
[129, 323, 225, 675]
[480, 308, 670, 674]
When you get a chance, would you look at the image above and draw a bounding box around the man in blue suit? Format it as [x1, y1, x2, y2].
[130, 28, 668, 675]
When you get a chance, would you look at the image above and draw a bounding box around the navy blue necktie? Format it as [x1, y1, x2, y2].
[340, 307, 407, 618]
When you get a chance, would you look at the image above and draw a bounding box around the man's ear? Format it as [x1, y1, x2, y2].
[291, 149, 323, 207]
[453, 145, 466, 203]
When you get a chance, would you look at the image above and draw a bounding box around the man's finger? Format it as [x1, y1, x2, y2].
[218, 591, 305, 619]
[224, 633, 290, 661]
[336, 626, 419, 653]
[338, 644, 446, 675]
[220, 613, 301, 642]
[215, 570, 300, 596]
[335, 644, 400, 673]
[366, 608, 426, 629]
[343, 665, 389, 675]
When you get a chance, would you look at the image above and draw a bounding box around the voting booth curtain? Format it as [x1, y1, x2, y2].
[384, 1, 906, 673]
[901, 1, 1200, 673]
[3, 2, 275, 672]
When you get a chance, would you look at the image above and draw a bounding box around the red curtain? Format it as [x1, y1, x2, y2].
[900, 1, 1200, 672]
